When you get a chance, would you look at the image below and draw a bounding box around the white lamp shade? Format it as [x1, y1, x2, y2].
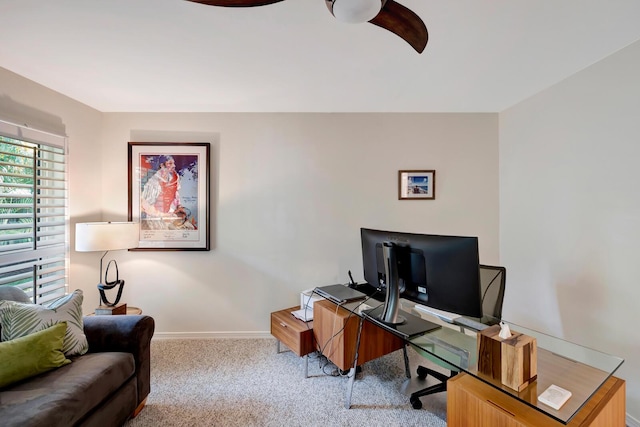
[330, 0, 383, 23]
[75, 222, 139, 252]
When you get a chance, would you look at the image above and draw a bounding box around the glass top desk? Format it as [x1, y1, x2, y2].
[337, 299, 624, 425]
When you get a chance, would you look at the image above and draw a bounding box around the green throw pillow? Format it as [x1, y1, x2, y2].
[0, 289, 88, 356]
[0, 322, 71, 388]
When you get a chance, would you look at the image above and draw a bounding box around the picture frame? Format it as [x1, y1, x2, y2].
[398, 170, 436, 200]
[128, 142, 210, 251]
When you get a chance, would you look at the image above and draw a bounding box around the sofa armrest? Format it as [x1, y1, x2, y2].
[83, 315, 155, 405]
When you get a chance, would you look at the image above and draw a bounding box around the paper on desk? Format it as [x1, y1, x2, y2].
[291, 308, 313, 322]
[538, 384, 572, 410]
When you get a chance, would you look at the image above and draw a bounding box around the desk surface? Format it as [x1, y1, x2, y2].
[338, 297, 623, 425]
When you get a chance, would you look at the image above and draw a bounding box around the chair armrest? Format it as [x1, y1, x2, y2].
[83, 315, 155, 404]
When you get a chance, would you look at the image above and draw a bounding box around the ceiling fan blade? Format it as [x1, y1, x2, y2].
[185, 0, 285, 6]
[369, 0, 428, 53]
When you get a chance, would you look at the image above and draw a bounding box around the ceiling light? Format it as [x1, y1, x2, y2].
[326, 0, 384, 24]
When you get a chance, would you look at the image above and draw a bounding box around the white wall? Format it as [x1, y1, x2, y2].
[500, 40, 640, 422]
[0, 68, 501, 335]
[99, 112, 499, 334]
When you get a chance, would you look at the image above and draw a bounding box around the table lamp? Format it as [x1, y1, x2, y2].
[75, 222, 139, 314]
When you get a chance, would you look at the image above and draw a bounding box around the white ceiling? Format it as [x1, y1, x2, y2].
[1, 0, 640, 113]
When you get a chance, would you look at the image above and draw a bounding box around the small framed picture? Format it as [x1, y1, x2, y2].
[398, 170, 436, 200]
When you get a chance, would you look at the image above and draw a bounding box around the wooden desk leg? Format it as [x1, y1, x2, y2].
[345, 316, 366, 409]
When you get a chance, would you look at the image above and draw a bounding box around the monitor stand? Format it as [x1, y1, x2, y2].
[379, 241, 405, 325]
[362, 305, 441, 339]
[378, 300, 406, 325]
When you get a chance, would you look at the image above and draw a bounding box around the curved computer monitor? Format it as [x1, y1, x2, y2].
[360, 228, 482, 319]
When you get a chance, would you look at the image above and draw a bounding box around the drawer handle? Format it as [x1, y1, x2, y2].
[486, 400, 516, 417]
[280, 322, 287, 328]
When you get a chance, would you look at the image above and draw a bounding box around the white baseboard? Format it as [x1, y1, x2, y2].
[153, 331, 273, 340]
[628, 413, 640, 427]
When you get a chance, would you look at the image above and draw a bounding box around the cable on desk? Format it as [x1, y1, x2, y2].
[345, 290, 385, 373]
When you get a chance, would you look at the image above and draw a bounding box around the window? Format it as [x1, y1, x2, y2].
[0, 120, 68, 304]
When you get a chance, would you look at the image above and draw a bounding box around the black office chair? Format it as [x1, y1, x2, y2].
[408, 265, 506, 410]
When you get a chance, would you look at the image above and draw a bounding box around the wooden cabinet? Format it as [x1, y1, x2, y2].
[313, 299, 405, 371]
[447, 373, 625, 427]
[270, 306, 315, 357]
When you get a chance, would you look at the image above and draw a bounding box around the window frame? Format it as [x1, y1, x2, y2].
[0, 119, 68, 304]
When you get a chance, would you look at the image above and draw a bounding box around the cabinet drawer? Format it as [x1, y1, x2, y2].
[271, 307, 315, 357]
[447, 373, 625, 427]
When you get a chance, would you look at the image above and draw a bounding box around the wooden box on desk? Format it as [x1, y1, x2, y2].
[477, 324, 537, 392]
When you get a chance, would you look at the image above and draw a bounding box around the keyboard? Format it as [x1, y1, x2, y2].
[453, 316, 489, 331]
[413, 305, 458, 323]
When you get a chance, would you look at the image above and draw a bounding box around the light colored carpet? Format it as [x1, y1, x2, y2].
[125, 338, 448, 427]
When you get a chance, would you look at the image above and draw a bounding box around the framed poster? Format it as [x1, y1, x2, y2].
[128, 142, 210, 250]
[398, 170, 436, 200]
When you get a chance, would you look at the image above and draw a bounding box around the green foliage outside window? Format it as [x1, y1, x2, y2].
[0, 136, 35, 247]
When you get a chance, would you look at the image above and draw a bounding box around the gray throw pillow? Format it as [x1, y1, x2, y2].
[0, 289, 88, 356]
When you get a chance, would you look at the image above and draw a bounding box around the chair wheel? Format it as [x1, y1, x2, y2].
[416, 365, 429, 379]
[410, 396, 423, 410]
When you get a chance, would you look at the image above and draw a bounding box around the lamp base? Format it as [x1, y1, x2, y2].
[95, 303, 127, 315]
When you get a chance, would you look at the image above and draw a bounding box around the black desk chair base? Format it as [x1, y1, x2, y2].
[409, 366, 457, 409]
